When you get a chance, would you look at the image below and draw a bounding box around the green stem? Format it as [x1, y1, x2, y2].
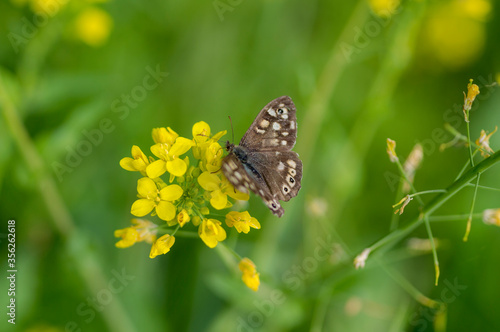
[466, 115, 475, 167]
[463, 174, 481, 242]
[408, 189, 447, 198]
[429, 213, 483, 222]
[363, 150, 500, 255]
[394, 154, 440, 284]
[382, 264, 442, 309]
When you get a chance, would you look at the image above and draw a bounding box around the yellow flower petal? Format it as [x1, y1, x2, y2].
[114, 227, 139, 248]
[239, 258, 260, 291]
[146, 159, 167, 178]
[225, 211, 260, 233]
[159, 184, 183, 201]
[150, 143, 168, 159]
[149, 234, 175, 258]
[225, 185, 249, 201]
[152, 127, 178, 145]
[198, 219, 226, 248]
[211, 130, 227, 142]
[210, 189, 227, 210]
[177, 209, 190, 227]
[131, 199, 155, 217]
[120, 157, 137, 171]
[137, 177, 158, 198]
[156, 201, 177, 221]
[198, 171, 221, 191]
[170, 137, 195, 156]
[167, 158, 187, 177]
[192, 121, 211, 143]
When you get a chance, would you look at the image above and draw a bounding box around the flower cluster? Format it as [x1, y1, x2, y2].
[115, 121, 261, 290]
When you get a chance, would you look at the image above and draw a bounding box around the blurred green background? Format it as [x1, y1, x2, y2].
[1, 0, 500, 331]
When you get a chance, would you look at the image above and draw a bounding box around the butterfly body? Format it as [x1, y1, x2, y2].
[222, 96, 303, 217]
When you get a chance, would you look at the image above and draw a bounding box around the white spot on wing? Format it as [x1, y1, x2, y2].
[281, 140, 287, 146]
[273, 122, 281, 130]
[234, 172, 243, 180]
[287, 160, 296, 168]
[268, 109, 277, 117]
[290, 121, 295, 129]
[281, 114, 288, 120]
[255, 127, 266, 134]
[229, 160, 238, 170]
[263, 139, 279, 147]
[282, 132, 289, 136]
[278, 162, 285, 171]
[260, 119, 270, 128]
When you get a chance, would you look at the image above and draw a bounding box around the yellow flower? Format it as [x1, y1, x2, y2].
[239, 258, 260, 291]
[476, 126, 497, 157]
[120, 145, 151, 173]
[198, 219, 226, 248]
[192, 121, 227, 166]
[225, 211, 260, 234]
[114, 227, 138, 248]
[149, 234, 175, 258]
[130, 177, 183, 221]
[177, 209, 190, 227]
[386, 138, 398, 163]
[114, 219, 157, 248]
[74, 7, 113, 47]
[147, 137, 194, 178]
[419, 0, 491, 70]
[204, 142, 224, 173]
[198, 172, 249, 209]
[463, 79, 480, 121]
[152, 127, 178, 145]
[192, 121, 211, 144]
[483, 209, 500, 226]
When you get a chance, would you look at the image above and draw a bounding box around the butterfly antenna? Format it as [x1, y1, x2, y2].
[228, 116, 235, 144]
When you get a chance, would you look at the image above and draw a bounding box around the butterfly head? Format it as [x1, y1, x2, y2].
[225, 141, 235, 153]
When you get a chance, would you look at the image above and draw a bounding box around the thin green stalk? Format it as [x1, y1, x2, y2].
[463, 174, 481, 242]
[408, 189, 447, 198]
[429, 213, 482, 222]
[0, 74, 137, 332]
[394, 155, 440, 284]
[382, 264, 442, 310]
[455, 150, 478, 181]
[465, 183, 500, 191]
[390, 181, 404, 231]
[362, 149, 500, 256]
[466, 118, 475, 167]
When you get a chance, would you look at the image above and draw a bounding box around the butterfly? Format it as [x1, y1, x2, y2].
[222, 96, 303, 217]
